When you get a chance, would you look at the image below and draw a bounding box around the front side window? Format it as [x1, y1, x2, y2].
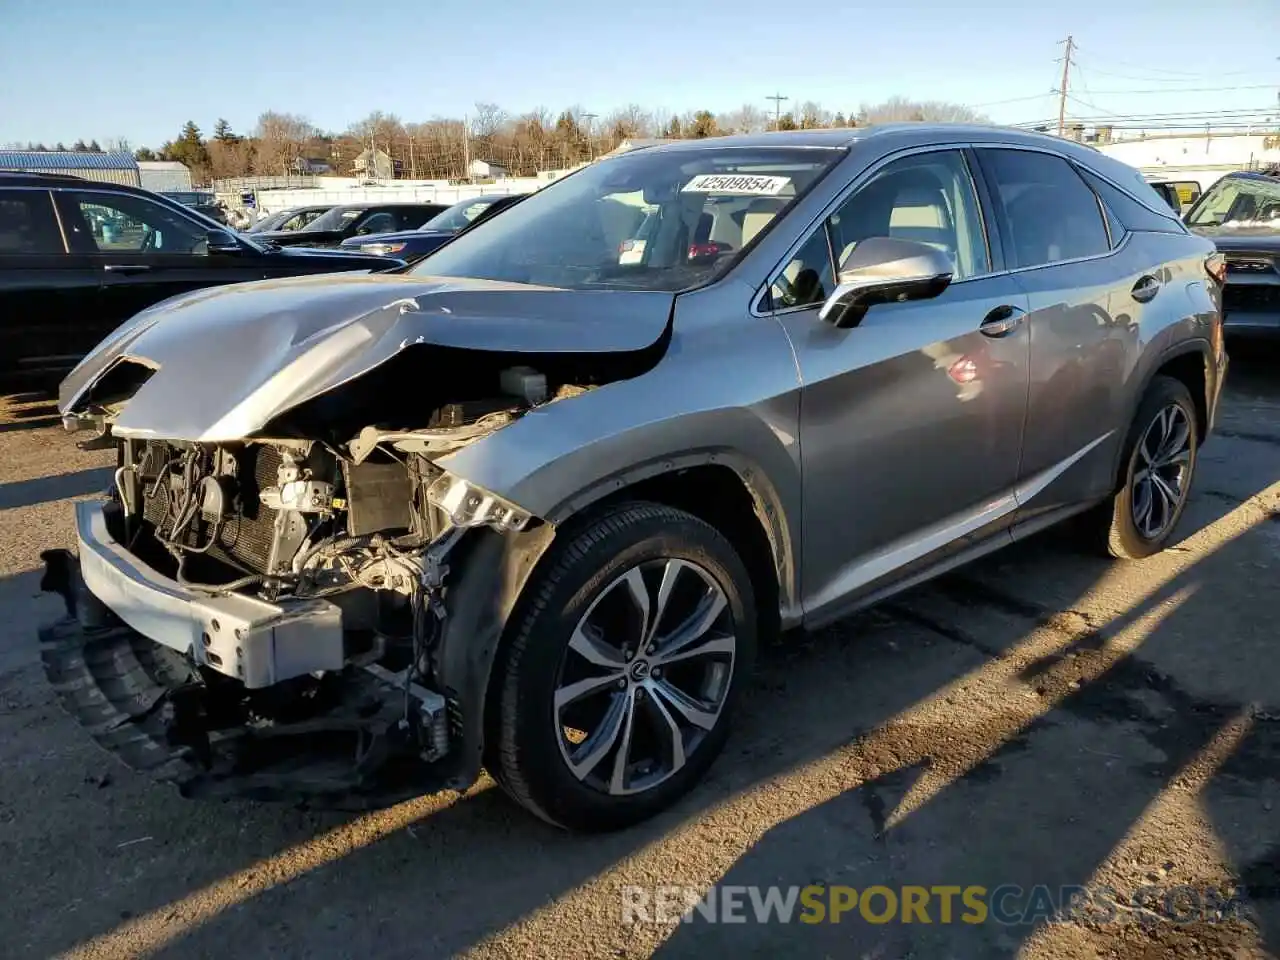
[1186, 175, 1280, 228]
[0, 191, 64, 254]
[978, 149, 1110, 269]
[355, 211, 398, 235]
[409, 146, 845, 292]
[421, 196, 508, 232]
[62, 191, 206, 254]
[768, 149, 989, 310]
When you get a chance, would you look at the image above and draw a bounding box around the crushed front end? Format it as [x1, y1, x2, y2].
[41, 425, 536, 807]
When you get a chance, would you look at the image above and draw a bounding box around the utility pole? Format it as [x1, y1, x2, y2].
[462, 114, 470, 180]
[582, 112, 598, 160]
[408, 133, 416, 180]
[767, 92, 789, 131]
[1056, 35, 1074, 138]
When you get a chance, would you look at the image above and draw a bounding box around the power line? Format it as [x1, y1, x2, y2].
[967, 92, 1056, 109]
[1069, 83, 1277, 95]
[1072, 59, 1276, 83]
[1070, 45, 1275, 80]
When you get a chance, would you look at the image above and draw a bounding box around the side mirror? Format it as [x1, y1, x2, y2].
[818, 236, 954, 328]
[206, 229, 242, 254]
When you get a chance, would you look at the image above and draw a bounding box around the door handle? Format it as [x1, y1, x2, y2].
[103, 264, 151, 274]
[1131, 275, 1161, 303]
[979, 304, 1024, 338]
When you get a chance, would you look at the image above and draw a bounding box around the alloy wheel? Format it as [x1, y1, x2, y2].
[553, 558, 737, 797]
[1132, 403, 1193, 540]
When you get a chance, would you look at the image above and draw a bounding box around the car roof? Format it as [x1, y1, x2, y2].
[330, 200, 447, 211]
[630, 123, 1086, 154]
[1216, 171, 1279, 183]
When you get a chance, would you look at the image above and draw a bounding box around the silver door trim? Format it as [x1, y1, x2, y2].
[804, 431, 1114, 615]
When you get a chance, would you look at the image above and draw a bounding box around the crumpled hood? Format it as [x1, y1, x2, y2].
[60, 271, 674, 442]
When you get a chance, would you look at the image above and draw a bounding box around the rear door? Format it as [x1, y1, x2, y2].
[973, 147, 1142, 522]
[54, 188, 269, 333]
[0, 187, 102, 382]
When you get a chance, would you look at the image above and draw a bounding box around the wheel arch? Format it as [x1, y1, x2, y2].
[1111, 338, 1211, 490]
[434, 454, 794, 790]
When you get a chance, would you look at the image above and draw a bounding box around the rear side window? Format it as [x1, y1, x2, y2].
[1076, 168, 1186, 235]
[0, 191, 64, 254]
[978, 149, 1110, 269]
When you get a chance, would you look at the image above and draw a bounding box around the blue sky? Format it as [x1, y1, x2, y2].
[1, 0, 1277, 148]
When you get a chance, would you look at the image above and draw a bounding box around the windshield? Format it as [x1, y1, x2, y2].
[409, 146, 844, 291]
[1187, 175, 1280, 228]
[303, 206, 365, 232]
[421, 195, 509, 232]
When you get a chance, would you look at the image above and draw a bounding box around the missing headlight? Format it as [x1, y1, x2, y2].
[424, 472, 531, 532]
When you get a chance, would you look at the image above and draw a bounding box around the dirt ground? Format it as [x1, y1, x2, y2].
[2, 353, 1280, 960]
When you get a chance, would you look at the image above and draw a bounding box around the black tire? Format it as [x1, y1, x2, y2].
[1092, 375, 1200, 560]
[487, 501, 757, 832]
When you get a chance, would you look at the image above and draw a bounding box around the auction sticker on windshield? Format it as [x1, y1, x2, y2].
[682, 174, 791, 196]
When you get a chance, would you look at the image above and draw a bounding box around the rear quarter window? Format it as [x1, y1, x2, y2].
[1077, 168, 1187, 236]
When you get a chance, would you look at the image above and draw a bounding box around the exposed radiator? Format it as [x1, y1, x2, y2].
[140, 442, 282, 575]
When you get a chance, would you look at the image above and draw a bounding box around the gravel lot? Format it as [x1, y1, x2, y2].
[2, 353, 1280, 960]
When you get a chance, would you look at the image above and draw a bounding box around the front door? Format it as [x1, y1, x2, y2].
[55, 189, 261, 336]
[768, 149, 1031, 623]
[0, 188, 102, 382]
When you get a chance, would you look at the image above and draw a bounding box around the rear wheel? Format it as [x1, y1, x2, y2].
[488, 502, 757, 831]
[1094, 375, 1199, 560]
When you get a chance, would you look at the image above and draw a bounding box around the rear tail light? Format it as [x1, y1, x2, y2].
[688, 242, 722, 260]
[1206, 252, 1227, 285]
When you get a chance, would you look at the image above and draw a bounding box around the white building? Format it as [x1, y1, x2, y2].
[468, 159, 507, 180]
[137, 160, 193, 192]
[1097, 132, 1280, 190]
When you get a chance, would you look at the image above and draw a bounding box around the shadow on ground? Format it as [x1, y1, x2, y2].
[4, 353, 1279, 959]
[0, 467, 114, 512]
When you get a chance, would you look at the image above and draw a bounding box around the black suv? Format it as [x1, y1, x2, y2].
[0, 173, 405, 385]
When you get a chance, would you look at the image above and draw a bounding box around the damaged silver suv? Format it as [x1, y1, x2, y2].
[43, 126, 1227, 831]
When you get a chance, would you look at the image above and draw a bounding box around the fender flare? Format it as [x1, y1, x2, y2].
[1108, 336, 1212, 487]
[432, 451, 798, 790]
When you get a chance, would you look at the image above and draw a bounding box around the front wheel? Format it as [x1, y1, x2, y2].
[1097, 375, 1200, 560]
[488, 502, 757, 831]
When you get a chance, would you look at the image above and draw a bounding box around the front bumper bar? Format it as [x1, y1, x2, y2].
[74, 499, 344, 688]
[42, 500, 457, 806]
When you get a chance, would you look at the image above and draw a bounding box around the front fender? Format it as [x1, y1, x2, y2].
[435, 340, 804, 620]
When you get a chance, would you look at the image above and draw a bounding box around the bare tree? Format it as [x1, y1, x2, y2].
[470, 102, 507, 140]
[856, 97, 988, 125]
[253, 111, 316, 176]
[605, 104, 653, 144]
[719, 104, 767, 135]
[797, 101, 831, 130]
[103, 136, 132, 154]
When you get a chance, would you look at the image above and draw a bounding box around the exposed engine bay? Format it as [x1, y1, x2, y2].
[39, 275, 675, 806]
[42, 357, 605, 805]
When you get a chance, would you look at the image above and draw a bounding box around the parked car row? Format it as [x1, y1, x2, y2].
[0, 173, 403, 385]
[41, 125, 1229, 833]
[253, 202, 451, 248]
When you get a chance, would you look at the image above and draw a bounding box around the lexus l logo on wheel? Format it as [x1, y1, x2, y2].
[630, 660, 650, 681]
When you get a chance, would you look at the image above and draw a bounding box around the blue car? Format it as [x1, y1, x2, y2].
[338, 192, 525, 262]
